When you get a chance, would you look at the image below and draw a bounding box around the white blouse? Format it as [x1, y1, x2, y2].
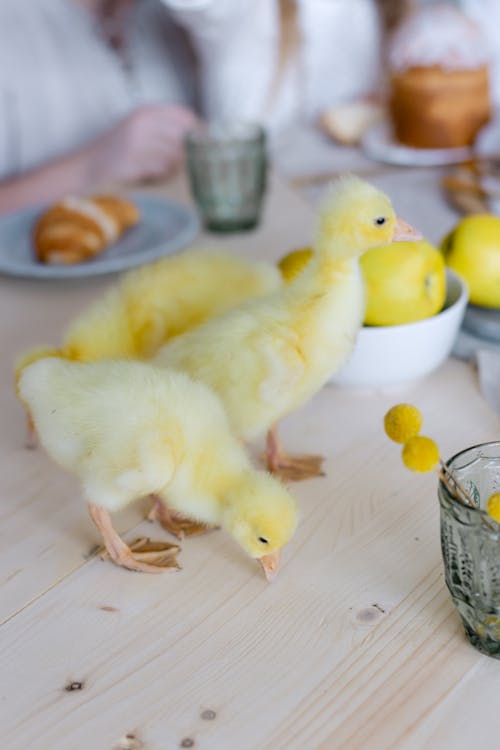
[168, 0, 384, 129]
[0, 0, 386, 180]
[1, 0, 499, 181]
[0, 0, 200, 178]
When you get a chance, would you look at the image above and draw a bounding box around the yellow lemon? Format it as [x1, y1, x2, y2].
[441, 214, 500, 308]
[278, 247, 313, 282]
[360, 240, 446, 326]
[278, 241, 446, 326]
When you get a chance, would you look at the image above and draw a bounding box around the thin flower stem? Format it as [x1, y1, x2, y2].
[438, 469, 474, 509]
[438, 461, 498, 531]
[439, 459, 478, 507]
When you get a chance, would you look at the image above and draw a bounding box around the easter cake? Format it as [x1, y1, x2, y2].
[388, 4, 491, 149]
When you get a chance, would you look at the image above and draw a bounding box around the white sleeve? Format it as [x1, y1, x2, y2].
[0, 8, 25, 179]
[297, 0, 383, 119]
[160, 0, 279, 124]
[0, 0, 133, 180]
[0, 88, 19, 180]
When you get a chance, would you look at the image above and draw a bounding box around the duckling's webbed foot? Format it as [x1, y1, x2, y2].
[148, 496, 218, 540]
[267, 452, 325, 482]
[264, 425, 325, 482]
[89, 503, 180, 573]
[119, 537, 181, 571]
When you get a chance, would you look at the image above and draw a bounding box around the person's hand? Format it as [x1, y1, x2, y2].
[0, 104, 200, 213]
[90, 104, 200, 184]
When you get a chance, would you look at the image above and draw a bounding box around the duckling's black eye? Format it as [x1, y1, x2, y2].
[375, 217, 387, 226]
[258, 536, 269, 544]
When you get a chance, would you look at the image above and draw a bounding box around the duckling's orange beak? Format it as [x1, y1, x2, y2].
[393, 217, 422, 242]
[259, 550, 281, 582]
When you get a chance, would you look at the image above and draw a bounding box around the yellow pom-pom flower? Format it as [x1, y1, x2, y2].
[486, 492, 500, 523]
[384, 404, 423, 444]
[402, 436, 440, 473]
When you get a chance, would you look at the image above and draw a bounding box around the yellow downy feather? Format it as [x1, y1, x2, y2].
[154, 177, 398, 442]
[15, 247, 281, 376]
[18, 358, 297, 561]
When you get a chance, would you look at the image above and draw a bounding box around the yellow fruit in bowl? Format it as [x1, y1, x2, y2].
[278, 241, 446, 326]
[441, 215, 500, 309]
[361, 240, 446, 326]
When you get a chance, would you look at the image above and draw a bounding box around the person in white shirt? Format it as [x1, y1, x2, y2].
[0, 2, 183, 204]
[1, 0, 432, 214]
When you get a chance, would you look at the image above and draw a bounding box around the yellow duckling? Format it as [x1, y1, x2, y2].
[18, 358, 297, 581]
[66, 247, 281, 361]
[15, 248, 281, 444]
[154, 176, 420, 483]
[16, 247, 281, 369]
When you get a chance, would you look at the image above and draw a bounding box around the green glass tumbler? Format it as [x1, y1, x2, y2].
[185, 123, 267, 233]
[439, 441, 500, 658]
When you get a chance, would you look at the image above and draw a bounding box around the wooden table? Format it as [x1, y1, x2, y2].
[1, 172, 500, 750]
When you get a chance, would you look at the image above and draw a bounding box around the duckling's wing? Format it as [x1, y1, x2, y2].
[256, 331, 306, 408]
[156, 309, 306, 406]
[83, 431, 176, 513]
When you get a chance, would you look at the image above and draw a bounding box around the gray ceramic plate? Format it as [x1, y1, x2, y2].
[0, 193, 199, 279]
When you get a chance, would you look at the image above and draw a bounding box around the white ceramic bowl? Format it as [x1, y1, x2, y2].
[331, 268, 468, 388]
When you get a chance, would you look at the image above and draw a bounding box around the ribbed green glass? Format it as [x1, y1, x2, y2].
[185, 123, 267, 233]
[439, 442, 500, 657]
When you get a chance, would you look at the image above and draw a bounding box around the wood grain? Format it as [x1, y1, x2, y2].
[0, 173, 313, 622]
[1, 173, 499, 749]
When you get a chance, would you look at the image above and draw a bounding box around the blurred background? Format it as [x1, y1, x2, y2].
[1, 0, 499, 222]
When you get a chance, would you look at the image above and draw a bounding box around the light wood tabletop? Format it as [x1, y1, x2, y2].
[1, 170, 500, 750]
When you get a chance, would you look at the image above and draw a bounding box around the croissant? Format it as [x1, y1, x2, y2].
[33, 194, 140, 265]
